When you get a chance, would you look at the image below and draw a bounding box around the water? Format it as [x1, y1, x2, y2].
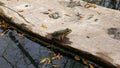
[0, 29, 87, 68]
[84, 0, 120, 10]
[0, 0, 120, 68]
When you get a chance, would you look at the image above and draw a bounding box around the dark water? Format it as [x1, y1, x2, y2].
[0, 29, 87, 68]
[0, 0, 120, 68]
[84, 0, 120, 10]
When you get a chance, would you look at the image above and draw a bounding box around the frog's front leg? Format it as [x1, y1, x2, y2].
[61, 34, 65, 41]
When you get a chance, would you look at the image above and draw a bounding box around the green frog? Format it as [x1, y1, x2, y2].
[46, 28, 72, 41]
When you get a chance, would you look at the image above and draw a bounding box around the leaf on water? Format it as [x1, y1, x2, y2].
[52, 53, 63, 60]
[39, 58, 51, 64]
[52, 64, 59, 68]
[74, 55, 80, 60]
[0, 33, 5, 37]
[16, 33, 24, 37]
[82, 59, 88, 65]
[89, 0, 93, 2]
[0, 20, 9, 29]
[0, 30, 8, 38]
[48, 50, 56, 56]
[89, 64, 94, 68]
[41, 24, 47, 29]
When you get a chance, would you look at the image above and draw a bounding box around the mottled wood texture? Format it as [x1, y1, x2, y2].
[0, 0, 120, 67]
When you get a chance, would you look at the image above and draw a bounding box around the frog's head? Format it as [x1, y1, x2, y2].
[64, 28, 72, 35]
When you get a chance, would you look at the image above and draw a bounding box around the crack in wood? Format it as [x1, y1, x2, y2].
[0, 4, 34, 26]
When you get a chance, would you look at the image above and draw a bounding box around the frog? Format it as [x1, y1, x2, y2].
[46, 28, 72, 41]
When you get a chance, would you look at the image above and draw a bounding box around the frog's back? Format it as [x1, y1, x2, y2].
[51, 29, 67, 36]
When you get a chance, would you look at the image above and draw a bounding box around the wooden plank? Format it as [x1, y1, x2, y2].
[0, 0, 120, 67]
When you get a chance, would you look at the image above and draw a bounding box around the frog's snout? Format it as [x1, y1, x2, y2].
[66, 28, 72, 33]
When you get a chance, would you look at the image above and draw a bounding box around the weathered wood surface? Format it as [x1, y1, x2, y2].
[0, 0, 120, 67]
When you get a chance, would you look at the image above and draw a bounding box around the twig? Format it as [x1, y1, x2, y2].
[2, 56, 14, 68]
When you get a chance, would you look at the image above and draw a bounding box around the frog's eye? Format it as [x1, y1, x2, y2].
[66, 29, 70, 31]
[66, 28, 69, 30]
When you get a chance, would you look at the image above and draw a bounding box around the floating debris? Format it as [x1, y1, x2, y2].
[74, 55, 81, 60]
[89, 64, 94, 68]
[39, 58, 51, 64]
[52, 53, 63, 60]
[82, 59, 88, 65]
[0, 20, 10, 29]
[52, 64, 60, 68]
[16, 33, 24, 37]
[88, 0, 93, 2]
[0, 30, 8, 37]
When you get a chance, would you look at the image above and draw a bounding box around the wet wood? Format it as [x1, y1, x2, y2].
[0, 0, 120, 68]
